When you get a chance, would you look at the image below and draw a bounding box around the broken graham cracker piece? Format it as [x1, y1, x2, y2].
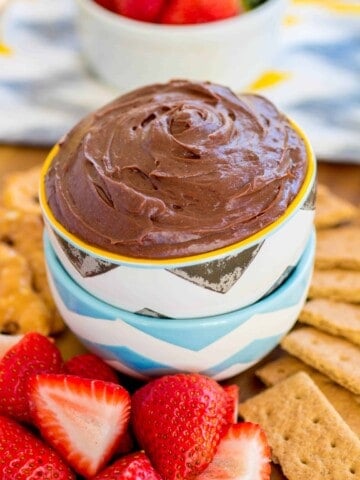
[299, 298, 360, 346]
[281, 327, 360, 394]
[315, 226, 360, 270]
[0, 207, 65, 334]
[1, 164, 42, 216]
[309, 269, 360, 304]
[256, 354, 360, 438]
[238, 372, 360, 480]
[315, 183, 359, 229]
[0, 242, 52, 335]
[256, 355, 310, 387]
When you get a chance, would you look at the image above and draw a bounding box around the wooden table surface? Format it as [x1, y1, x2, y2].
[0, 143, 359, 480]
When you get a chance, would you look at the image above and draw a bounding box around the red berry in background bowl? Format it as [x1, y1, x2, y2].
[161, 0, 241, 25]
[94, 0, 117, 12]
[115, 0, 166, 22]
[94, 0, 166, 22]
[93, 0, 242, 24]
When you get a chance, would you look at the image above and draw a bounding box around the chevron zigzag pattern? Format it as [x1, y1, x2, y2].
[50, 280, 309, 380]
[47, 207, 314, 318]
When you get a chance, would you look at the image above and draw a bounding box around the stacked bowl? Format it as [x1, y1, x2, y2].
[39, 81, 317, 381]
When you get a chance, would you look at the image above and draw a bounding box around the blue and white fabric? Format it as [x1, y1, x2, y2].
[0, 0, 359, 162]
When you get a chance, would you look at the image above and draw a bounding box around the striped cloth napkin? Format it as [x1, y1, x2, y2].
[0, 0, 359, 162]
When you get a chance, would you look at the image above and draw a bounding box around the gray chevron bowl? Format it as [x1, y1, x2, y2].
[40, 124, 316, 318]
[44, 230, 315, 381]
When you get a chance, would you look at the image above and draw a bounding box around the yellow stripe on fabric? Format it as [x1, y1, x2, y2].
[247, 70, 292, 92]
[292, 0, 360, 15]
[0, 42, 12, 55]
[283, 14, 301, 25]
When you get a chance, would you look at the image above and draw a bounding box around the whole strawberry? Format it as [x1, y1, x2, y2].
[115, 428, 135, 456]
[132, 373, 228, 480]
[94, 451, 162, 479]
[65, 353, 119, 384]
[0, 332, 63, 422]
[0, 415, 75, 480]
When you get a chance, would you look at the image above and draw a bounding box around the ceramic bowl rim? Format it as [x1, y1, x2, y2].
[39, 118, 316, 268]
[45, 228, 315, 328]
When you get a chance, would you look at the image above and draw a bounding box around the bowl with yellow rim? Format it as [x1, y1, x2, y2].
[40, 120, 316, 319]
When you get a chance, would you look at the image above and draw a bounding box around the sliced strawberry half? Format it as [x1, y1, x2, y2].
[94, 451, 162, 479]
[65, 353, 119, 384]
[196, 422, 271, 479]
[28, 373, 131, 478]
[0, 332, 63, 422]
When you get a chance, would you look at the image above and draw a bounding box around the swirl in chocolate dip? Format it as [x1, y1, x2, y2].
[45, 80, 307, 259]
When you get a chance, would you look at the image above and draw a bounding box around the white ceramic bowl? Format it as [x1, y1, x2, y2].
[75, 0, 286, 92]
[39, 118, 316, 319]
[45, 229, 315, 381]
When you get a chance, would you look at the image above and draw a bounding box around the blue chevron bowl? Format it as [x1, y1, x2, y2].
[45, 230, 315, 381]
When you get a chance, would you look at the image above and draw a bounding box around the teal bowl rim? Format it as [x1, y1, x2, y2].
[44, 229, 315, 328]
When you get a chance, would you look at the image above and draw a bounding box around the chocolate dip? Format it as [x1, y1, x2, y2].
[46, 80, 307, 259]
